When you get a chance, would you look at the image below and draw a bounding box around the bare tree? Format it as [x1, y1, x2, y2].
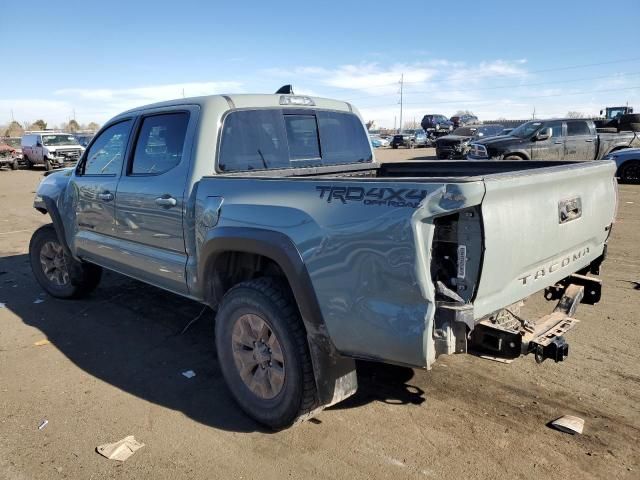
[403, 120, 419, 130]
[3, 121, 24, 137]
[566, 111, 585, 119]
[67, 119, 80, 133]
[86, 122, 100, 132]
[454, 110, 475, 116]
[29, 119, 47, 130]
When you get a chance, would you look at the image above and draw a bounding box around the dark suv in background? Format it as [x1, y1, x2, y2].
[450, 114, 479, 129]
[420, 114, 453, 132]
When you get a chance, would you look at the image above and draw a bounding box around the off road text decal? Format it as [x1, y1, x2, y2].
[316, 186, 427, 208]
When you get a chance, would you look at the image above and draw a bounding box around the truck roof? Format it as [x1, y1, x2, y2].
[117, 94, 355, 117]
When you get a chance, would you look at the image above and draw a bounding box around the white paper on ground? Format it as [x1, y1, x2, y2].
[96, 435, 145, 461]
[550, 415, 584, 434]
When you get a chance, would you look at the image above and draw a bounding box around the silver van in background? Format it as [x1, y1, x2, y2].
[21, 132, 85, 170]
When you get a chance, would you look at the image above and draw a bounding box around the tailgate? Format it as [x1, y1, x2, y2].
[473, 161, 616, 319]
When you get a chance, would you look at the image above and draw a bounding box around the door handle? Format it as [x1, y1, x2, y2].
[554, 140, 563, 144]
[585, 139, 594, 142]
[155, 196, 177, 207]
[97, 192, 114, 201]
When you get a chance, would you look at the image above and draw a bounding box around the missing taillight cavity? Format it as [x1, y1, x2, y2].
[431, 207, 483, 303]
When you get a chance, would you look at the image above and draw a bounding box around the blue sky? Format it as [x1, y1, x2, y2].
[2, 0, 639, 128]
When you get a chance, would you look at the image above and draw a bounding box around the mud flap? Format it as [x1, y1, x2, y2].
[307, 335, 358, 407]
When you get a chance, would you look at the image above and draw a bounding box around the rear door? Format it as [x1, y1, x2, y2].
[113, 107, 197, 294]
[565, 120, 597, 160]
[71, 119, 134, 267]
[530, 121, 564, 160]
[474, 161, 617, 319]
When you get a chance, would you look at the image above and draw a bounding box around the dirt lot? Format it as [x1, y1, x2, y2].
[1, 154, 638, 480]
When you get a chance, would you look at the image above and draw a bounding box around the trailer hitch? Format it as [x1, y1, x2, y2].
[525, 284, 584, 363]
[471, 283, 585, 363]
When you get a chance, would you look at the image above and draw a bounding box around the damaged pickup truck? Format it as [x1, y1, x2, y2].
[29, 92, 617, 429]
[467, 118, 639, 161]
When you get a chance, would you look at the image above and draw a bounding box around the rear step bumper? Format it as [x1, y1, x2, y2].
[469, 281, 594, 363]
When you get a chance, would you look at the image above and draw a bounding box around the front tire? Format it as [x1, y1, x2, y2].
[619, 160, 640, 184]
[44, 158, 53, 171]
[29, 224, 102, 298]
[215, 278, 318, 429]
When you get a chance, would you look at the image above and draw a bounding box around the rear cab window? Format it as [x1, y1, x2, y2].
[566, 121, 591, 136]
[218, 109, 372, 172]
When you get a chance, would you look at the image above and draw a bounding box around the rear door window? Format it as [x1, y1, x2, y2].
[218, 109, 372, 172]
[130, 112, 189, 175]
[566, 121, 591, 136]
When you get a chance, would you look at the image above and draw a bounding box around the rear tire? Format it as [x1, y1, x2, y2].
[29, 224, 102, 299]
[618, 160, 640, 184]
[215, 277, 318, 429]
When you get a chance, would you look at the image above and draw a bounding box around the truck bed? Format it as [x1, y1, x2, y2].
[195, 159, 617, 367]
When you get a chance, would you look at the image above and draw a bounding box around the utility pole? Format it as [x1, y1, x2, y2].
[10, 109, 14, 122]
[398, 73, 404, 133]
[532, 106, 536, 120]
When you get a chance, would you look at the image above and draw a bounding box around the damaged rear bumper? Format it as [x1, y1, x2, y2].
[434, 274, 602, 364]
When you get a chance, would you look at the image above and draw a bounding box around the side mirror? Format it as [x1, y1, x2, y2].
[599, 110, 603, 115]
[536, 127, 552, 141]
[36, 141, 42, 147]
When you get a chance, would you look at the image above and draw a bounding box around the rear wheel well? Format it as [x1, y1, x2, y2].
[504, 152, 527, 160]
[205, 251, 290, 308]
[609, 146, 630, 155]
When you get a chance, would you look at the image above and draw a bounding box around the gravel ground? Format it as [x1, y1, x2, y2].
[0, 157, 638, 480]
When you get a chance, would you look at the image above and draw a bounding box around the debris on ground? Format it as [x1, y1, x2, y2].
[38, 420, 48, 430]
[96, 436, 145, 462]
[180, 306, 208, 334]
[550, 415, 584, 434]
[182, 370, 196, 379]
[34, 339, 50, 347]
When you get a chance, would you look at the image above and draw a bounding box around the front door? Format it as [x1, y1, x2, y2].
[114, 109, 195, 294]
[70, 119, 133, 269]
[530, 120, 564, 160]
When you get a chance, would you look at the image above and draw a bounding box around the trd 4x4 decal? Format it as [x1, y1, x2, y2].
[316, 185, 428, 207]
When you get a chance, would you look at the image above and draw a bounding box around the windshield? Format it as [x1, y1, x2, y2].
[42, 135, 79, 146]
[606, 108, 627, 119]
[508, 121, 543, 138]
[478, 125, 503, 137]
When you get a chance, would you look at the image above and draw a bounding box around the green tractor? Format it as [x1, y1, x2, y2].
[595, 106, 639, 132]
